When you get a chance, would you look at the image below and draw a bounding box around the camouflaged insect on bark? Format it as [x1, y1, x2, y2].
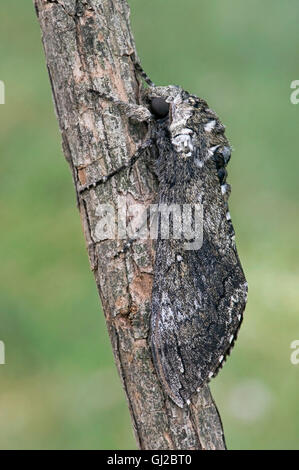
[144, 86, 248, 408]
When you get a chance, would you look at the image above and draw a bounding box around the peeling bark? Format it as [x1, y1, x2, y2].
[34, 0, 226, 450]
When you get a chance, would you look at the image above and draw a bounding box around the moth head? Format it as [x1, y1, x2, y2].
[146, 86, 180, 120]
[150, 97, 170, 119]
[147, 86, 197, 157]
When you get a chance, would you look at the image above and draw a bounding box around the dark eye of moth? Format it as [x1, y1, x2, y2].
[150, 97, 169, 119]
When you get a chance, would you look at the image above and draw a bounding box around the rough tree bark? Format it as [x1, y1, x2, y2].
[34, 0, 226, 450]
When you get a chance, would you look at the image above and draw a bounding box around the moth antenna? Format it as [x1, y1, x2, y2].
[133, 60, 155, 87]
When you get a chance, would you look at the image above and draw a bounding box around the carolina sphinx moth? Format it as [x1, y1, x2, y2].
[145, 85, 248, 408]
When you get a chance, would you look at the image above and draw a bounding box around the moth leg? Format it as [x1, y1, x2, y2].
[113, 238, 135, 258]
[87, 88, 152, 123]
[113, 198, 159, 258]
[113, 233, 145, 259]
[79, 138, 153, 195]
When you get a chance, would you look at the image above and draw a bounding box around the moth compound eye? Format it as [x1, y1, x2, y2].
[150, 97, 169, 119]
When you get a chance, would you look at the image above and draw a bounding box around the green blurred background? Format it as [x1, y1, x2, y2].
[0, 0, 298, 449]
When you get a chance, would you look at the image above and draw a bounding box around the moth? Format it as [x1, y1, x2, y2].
[144, 85, 248, 408]
[80, 70, 248, 409]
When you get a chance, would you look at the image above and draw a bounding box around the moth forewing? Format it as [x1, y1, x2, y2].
[149, 86, 248, 407]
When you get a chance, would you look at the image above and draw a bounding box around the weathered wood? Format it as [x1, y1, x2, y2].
[34, 0, 226, 450]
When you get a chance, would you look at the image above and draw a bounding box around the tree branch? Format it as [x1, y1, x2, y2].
[34, 0, 226, 450]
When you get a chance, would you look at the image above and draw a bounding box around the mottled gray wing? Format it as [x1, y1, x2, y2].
[151, 233, 247, 408]
[150, 101, 247, 408]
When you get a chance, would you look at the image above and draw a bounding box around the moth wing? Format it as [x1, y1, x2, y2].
[151, 219, 247, 408]
[150, 88, 247, 407]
